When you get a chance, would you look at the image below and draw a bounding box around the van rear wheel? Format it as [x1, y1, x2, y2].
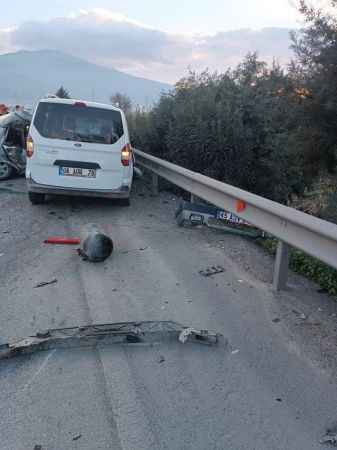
[118, 197, 130, 207]
[28, 192, 45, 205]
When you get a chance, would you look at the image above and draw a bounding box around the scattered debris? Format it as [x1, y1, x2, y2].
[199, 266, 225, 277]
[320, 428, 337, 445]
[44, 237, 81, 245]
[272, 318, 281, 323]
[178, 327, 218, 344]
[139, 246, 148, 251]
[0, 109, 32, 180]
[276, 398, 282, 402]
[292, 310, 307, 320]
[157, 355, 165, 363]
[48, 211, 56, 215]
[0, 321, 221, 360]
[78, 230, 113, 262]
[237, 279, 243, 283]
[231, 349, 240, 355]
[175, 200, 263, 238]
[34, 279, 58, 289]
[133, 166, 143, 178]
[34, 445, 42, 450]
[72, 434, 82, 441]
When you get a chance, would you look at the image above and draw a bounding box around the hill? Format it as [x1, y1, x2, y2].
[0, 50, 171, 107]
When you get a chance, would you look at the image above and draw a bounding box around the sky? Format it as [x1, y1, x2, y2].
[0, 0, 327, 83]
[0, 0, 302, 32]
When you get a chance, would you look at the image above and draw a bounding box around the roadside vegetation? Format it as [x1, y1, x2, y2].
[127, 1, 337, 294]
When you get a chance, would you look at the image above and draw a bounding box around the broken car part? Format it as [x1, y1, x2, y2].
[199, 266, 225, 277]
[78, 226, 113, 262]
[175, 201, 264, 238]
[0, 110, 32, 180]
[0, 321, 221, 360]
[34, 278, 58, 288]
[44, 237, 81, 245]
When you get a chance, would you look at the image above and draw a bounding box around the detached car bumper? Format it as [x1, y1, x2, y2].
[27, 177, 130, 199]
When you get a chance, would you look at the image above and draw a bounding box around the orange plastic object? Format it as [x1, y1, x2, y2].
[44, 237, 81, 245]
[235, 200, 246, 213]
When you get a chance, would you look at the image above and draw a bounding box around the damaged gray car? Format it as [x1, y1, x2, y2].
[0, 109, 32, 180]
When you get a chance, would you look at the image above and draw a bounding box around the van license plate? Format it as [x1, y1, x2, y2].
[59, 167, 96, 178]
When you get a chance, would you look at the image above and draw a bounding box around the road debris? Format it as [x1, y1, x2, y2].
[44, 237, 81, 245]
[0, 109, 32, 180]
[34, 279, 58, 289]
[231, 349, 240, 355]
[199, 266, 225, 277]
[78, 225, 113, 262]
[320, 428, 337, 445]
[0, 321, 221, 360]
[72, 434, 82, 441]
[272, 318, 281, 323]
[157, 355, 165, 363]
[175, 200, 264, 238]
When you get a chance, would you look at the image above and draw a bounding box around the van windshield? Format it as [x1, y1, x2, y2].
[33, 102, 124, 144]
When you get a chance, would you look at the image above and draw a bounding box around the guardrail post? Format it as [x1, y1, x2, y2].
[152, 173, 159, 196]
[273, 241, 289, 291]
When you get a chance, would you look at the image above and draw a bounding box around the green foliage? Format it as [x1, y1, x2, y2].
[55, 86, 70, 99]
[128, 3, 337, 204]
[130, 57, 306, 203]
[290, 1, 337, 177]
[259, 238, 337, 296]
[110, 92, 132, 114]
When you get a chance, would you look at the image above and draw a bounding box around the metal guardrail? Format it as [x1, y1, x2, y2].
[134, 149, 337, 290]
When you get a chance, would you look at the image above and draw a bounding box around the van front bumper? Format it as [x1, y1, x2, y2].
[27, 177, 130, 199]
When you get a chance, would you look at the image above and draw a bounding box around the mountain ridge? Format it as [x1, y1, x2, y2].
[0, 49, 171, 107]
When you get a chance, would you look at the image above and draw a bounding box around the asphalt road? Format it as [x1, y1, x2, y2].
[1, 177, 337, 450]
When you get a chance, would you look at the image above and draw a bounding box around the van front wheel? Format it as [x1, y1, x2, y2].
[28, 192, 45, 205]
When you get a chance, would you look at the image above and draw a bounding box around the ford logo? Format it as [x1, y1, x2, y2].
[74, 143, 82, 148]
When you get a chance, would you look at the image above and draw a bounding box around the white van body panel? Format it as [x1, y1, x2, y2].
[26, 98, 133, 198]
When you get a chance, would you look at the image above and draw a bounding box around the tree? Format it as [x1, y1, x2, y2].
[290, 1, 337, 176]
[55, 86, 71, 99]
[110, 92, 132, 113]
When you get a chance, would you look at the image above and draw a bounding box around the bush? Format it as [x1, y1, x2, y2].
[259, 238, 337, 295]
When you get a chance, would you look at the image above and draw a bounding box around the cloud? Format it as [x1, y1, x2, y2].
[1, 9, 293, 83]
[0, 27, 16, 53]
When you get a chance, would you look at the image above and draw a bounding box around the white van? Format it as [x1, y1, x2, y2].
[26, 98, 133, 205]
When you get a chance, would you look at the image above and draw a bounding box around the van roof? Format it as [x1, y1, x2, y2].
[39, 97, 123, 113]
